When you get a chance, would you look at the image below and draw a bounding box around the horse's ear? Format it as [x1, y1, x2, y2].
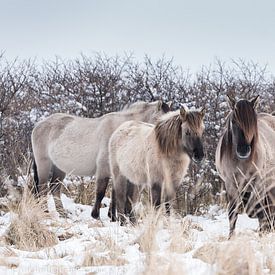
[227, 94, 236, 110]
[167, 101, 173, 109]
[250, 95, 260, 109]
[180, 108, 187, 121]
[200, 107, 206, 118]
[157, 100, 163, 111]
[158, 100, 171, 113]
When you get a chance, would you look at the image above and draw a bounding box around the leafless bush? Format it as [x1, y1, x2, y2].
[1, 53, 274, 213]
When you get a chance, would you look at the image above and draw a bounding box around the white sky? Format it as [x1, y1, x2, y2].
[1, 0, 275, 74]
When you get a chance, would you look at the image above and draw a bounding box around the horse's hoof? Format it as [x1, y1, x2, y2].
[91, 210, 100, 220]
[111, 216, 117, 222]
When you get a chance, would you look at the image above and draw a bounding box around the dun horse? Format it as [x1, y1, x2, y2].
[31, 100, 171, 217]
[216, 95, 275, 237]
[109, 107, 205, 224]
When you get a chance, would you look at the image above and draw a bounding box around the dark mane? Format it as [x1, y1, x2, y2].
[220, 100, 258, 161]
[154, 110, 203, 156]
[233, 100, 258, 143]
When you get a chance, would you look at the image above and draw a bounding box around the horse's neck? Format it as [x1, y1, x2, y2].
[162, 152, 190, 185]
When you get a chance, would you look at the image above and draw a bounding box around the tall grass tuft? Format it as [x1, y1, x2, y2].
[5, 187, 58, 251]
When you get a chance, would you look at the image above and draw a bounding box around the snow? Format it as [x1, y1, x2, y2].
[0, 192, 273, 275]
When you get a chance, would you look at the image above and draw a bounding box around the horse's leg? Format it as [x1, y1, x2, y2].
[35, 157, 52, 212]
[114, 175, 127, 225]
[165, 202, 171, 215]
[50, 165, 66, 217]
[258, 194, 275, 232]
[151, 183, 161, 209]
[110, 188, 117, 222]
[164, 184, 176, 216]
[228, 199, 238, 238]
[125, 181, 139, 224]
[91, 177, 109, 219]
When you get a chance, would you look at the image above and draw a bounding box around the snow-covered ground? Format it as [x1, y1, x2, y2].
[0, 194, 274, 275]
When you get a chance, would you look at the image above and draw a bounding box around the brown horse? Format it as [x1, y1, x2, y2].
[216, 95, 275, 237]
[109, 107, 205, 224]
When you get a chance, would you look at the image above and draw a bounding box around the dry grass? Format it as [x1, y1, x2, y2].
[66, 177, 111, 206]
[135, 206, 163, 254]
[5, 188, 58, 251]
[143, 254, 186, 275]
[0, 257, 20, 269]
[169, 216, 201, 253]
[215, 238, 262, 275]
[194, 232, 275, 275]
[82, 231, 127, 267]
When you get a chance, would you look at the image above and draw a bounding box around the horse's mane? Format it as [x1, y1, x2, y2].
[122, 101, 151, 113]
[154, 110, 203, 156]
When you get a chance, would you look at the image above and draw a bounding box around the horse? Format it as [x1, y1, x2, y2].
[31, 100, 171, 217]
[216, 95, 275, 237]
[109, 107, 205, 224]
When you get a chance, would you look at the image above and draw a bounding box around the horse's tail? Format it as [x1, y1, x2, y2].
[32, 158, 39, 196]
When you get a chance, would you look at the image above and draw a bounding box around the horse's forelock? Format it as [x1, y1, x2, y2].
[233, 100, 258, 142]
[185, 111, 204, 135]
[155, 113, 182, 155]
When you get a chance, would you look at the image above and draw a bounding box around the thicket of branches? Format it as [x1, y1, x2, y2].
[1, 53, 275, 212]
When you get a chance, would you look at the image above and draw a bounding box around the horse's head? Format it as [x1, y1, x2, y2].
[227, 95, 259, 160]
[180, 108, 205, 163]
[124, 100, 172, 124]
[149, 100, 172, 123]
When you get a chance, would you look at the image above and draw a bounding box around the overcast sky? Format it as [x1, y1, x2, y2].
[1, 0, 275, 74]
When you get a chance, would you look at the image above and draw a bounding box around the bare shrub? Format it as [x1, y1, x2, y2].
[1, 53, 275, 214]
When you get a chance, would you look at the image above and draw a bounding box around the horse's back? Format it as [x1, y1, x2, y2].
[32, 113, 75, 141]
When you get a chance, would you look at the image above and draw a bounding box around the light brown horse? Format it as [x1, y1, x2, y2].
[31, 100, 171, 217]
[109, 107, 205, 224]
[216, 95, 275, 237]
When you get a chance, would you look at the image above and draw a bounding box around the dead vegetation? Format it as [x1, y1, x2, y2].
[82, 231, 127, 267]
[5, 188, 58, 251]
[194, 232, 275, 275]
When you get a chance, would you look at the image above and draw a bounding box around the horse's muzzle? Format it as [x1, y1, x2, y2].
[192, 152, 204, 164]
[236, 145, 251, 160]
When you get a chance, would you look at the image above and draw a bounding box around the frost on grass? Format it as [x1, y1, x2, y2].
[5, 189, 58, 251]
[193, 232, 275, 275]
[82, 231, 128, 267]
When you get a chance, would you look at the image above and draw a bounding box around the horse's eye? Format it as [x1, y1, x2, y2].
[186, 130, 191, 136]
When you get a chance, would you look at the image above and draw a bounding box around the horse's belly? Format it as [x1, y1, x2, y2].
[48, 142, 97, 176]
[122, 167, 148, 187]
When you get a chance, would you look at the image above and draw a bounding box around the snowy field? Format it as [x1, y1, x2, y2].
[0, 191, 274, 275]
